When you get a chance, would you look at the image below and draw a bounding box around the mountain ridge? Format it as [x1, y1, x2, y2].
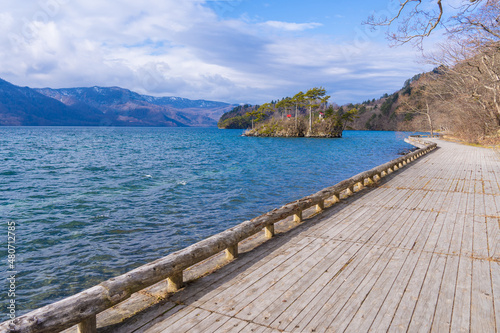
[0, 78, 235, 127]
[35, 86, 230, 110]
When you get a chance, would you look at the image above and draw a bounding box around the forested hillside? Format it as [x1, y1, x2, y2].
[217, 82, 420, 133]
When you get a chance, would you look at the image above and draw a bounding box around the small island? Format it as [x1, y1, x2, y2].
[225, 87, 357, 138]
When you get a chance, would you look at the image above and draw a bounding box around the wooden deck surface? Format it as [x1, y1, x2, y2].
[113, 139, 500, 332]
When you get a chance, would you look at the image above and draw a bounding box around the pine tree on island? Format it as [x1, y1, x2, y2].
[244, 87, 358, 138]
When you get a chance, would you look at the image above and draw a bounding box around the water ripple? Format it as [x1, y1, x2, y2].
[0, 127, 418, 315]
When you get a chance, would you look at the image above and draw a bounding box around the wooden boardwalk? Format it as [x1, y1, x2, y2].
[108, 139, 499, 333]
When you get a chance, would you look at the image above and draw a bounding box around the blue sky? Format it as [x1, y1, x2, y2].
[0, 0, 441, 105]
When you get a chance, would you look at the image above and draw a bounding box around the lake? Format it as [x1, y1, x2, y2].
[0, 127, 417, 316]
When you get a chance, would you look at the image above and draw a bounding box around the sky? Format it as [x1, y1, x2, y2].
[0, 0, 445, 105]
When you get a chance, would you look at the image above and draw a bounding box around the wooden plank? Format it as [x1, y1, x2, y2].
[491, 261, 500, 333]
[185, 312, 231, 333]
[393, 210, 432, 251]
[234, 238, 344, 322]
[403, 210, 439, 253]
[363, 190, 429, 251]
[422, 211, 447, 253]
[407, 254, 447, 332]
[143, 307, 209, 333]
[473, 214, 489, 260]
[447, 201, 469, 258]
[200, 238, 325, 317]
[304, 204, 376, 240]
[429, 253, 459, 332]
[344, 248, 411, 332]
[487, 216, 500, 261]
[95, 299, 180, 333]
[170, 226, 314, 306]
[324, 247, 399, 332]
[367, 249, 421, 332]
[434, 198, 460, 255]
[344, 206, 407, 245]
[450, 256, 472, 333]
[289, 245, 387, 332]
[217, 238, 326, 315]
[461, 212, 475, 258]
[189, 236, 315, 308]
[304, 186, 408, 241]
[253, 240, 358, 327]
[388, 208, 425, 249]
[368, 207, 418, 248]
[388, 251, 433, 332]
[116, 303, 189, 333]
[305, 202, 390, 245]
[470, 259, 496, 333]
[212, 317, 249, 333]
[337, 191, 420, 249]
[270, 242, 366, 331]
[483, 192, 499, 217]
[259, 326, 280, 333]
[238, 322, 268, 333]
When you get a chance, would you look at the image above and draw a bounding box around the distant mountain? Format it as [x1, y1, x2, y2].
[35, 86, 234, 127]
[0, 77, 235, 127]
[0, 78, 107, 126]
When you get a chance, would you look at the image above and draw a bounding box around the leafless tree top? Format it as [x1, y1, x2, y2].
[365, 0, 499, 48]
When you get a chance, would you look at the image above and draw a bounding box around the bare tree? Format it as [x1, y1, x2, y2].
[398, 74, 444, 136]
[368, 0, 500, 142]
[419, 53, 500, 140]
[450, 0, 500, 47]
[365, 0, 493, 47]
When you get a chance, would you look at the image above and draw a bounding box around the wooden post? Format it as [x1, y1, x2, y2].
[225, 244, 238, 260]
[294, 210, 303, 223]
[265, 224, 275, 239]
[167, 272, 183, 293]
[316, 200, 325, 213]
[346, 186, 354, 196]
[77, 316, 96, 333]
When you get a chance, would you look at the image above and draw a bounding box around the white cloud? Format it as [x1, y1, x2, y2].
[261, 21, 322, 31]
[0, 0, 433, 105]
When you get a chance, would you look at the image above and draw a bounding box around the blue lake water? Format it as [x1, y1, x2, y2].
[0, 127, 417, 317]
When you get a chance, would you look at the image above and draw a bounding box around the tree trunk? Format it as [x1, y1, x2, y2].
[425, 101, 434, 136]
[295, 105, 298, 129]
[309, 106, 312, 134]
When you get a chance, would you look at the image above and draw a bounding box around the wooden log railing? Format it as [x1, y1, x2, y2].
[1, 137, 437, 333]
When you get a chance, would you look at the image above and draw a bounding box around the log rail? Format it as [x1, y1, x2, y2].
[0, 137, 437, 333]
